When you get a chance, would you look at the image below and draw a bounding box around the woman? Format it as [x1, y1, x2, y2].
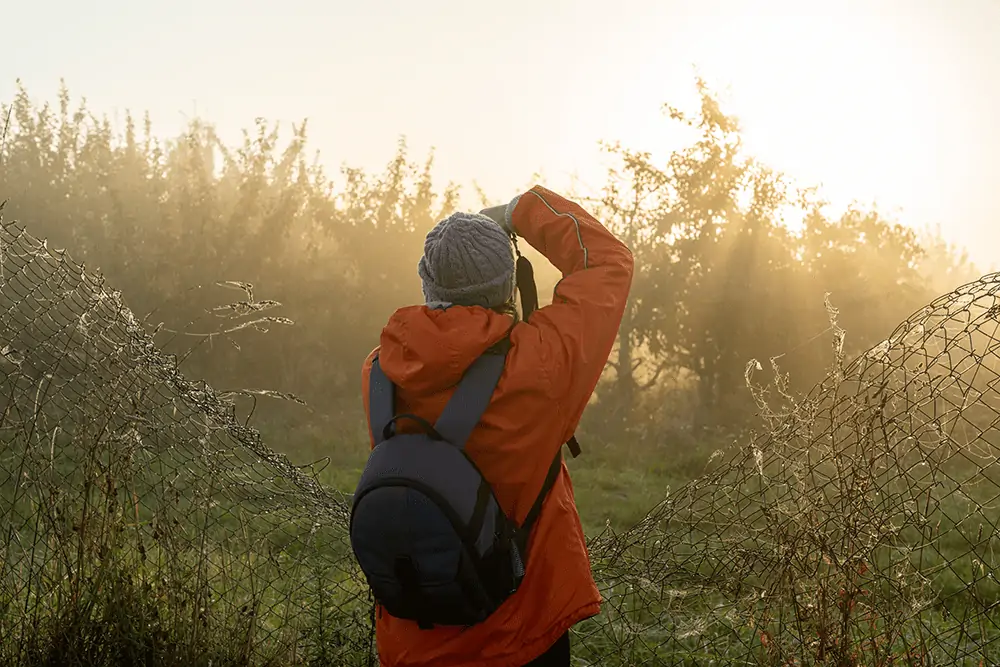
[360, 185, 634, 666]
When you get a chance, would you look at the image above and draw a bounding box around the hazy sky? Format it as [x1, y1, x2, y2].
[4, 0, 1000, 269]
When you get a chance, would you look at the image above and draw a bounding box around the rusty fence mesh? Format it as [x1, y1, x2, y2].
[3, 213, 1000, 666]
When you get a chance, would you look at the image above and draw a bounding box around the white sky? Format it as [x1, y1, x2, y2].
[4, 0, 999, 270]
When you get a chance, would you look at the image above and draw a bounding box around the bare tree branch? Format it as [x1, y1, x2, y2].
[638, 360, 674, 391]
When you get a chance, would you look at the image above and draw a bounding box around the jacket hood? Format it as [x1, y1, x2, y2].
[377, 305, 514, 394]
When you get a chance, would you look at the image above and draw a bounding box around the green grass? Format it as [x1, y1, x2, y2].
[265, 415, 726, 537]
[7, 413, 1000, 666]
[261, 425, 1000, 664]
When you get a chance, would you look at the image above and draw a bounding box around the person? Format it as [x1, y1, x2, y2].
[359, 185, 634, 667]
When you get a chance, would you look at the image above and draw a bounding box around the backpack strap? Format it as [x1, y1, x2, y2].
[370, 342, 561, 561]
[514, 451, 562, 559]
[369, 338, 510, 450]
[433, 352, 506, 450]
[368, 356, 396, 446]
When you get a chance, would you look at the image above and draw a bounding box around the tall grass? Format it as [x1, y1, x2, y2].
[0, 408, 373, 667]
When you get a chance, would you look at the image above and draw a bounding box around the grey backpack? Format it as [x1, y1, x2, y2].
[349, 339, 561, 629]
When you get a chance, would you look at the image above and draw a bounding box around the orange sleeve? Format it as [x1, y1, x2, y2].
[509, 185, 634, 444]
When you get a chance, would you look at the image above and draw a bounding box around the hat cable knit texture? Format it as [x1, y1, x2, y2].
[417, 212, 515, 309]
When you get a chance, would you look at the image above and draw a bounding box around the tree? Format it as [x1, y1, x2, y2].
[915, 224, 982, 295]
[639, 81, 802, 429]
[0, 77, 980, 461]
[0, 83, 460, 456]
[797, 197, 933, 368]
[581, 140, 673, 434]
[583, 80, 948, 434]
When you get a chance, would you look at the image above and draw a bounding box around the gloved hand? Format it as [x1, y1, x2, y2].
[479, 194, 522, 237]
[479, 204, 512, 235]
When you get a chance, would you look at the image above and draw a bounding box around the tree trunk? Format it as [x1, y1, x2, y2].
[694, 354, 717, 431]
[616, 316, 635, 424]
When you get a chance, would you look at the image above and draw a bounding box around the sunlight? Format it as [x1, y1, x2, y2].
[589, 0, 958, 235]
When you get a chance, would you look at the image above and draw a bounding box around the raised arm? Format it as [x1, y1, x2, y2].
[495, 186, 634, 445]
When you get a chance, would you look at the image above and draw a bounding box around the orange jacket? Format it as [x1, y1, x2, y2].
[360, 186, 634, 667]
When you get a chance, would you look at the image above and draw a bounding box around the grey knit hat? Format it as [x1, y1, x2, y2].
[417, 212, 516, 309]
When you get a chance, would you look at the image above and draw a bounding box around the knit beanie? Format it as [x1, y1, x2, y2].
[417, 212, 516, 309]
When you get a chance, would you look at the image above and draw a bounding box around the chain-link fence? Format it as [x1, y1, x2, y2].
[0, 216, 374, 666]
[574, 284, 1000, 665]
[3, 212, 1000, 665]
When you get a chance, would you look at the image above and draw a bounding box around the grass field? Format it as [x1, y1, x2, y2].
[5, 407, 1000, 666]
[260, 416, 723, 537]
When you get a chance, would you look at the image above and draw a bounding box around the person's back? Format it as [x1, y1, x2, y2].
[357, 185, 634, 667]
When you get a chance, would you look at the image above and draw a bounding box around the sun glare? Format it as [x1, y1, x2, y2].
[580, 1, 957, 236]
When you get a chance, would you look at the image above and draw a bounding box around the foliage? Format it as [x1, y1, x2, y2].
[2, 79, 973, 458]
[576, 79, 961, 441]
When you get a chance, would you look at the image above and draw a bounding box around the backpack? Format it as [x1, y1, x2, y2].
[349, 338, 562, 630]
